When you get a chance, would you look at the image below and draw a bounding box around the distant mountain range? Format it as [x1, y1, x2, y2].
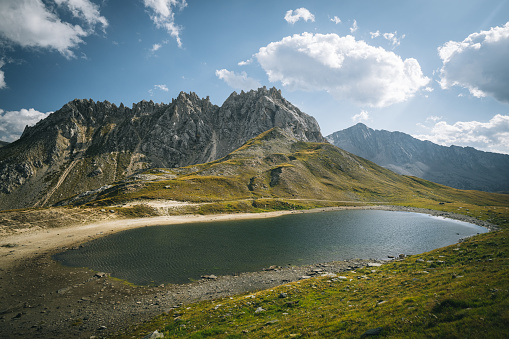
[0, 87, 324, 210]
[326, 123, 509, 193]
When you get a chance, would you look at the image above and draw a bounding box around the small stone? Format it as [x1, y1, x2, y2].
[361, 327, 383, 337]
[201, 274, 217, 280]
[255, 307, 265, 313]
[143, 330, 164, 339]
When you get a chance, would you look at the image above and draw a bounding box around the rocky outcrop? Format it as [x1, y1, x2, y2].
[0, 87, 325, 210]
[326, 123, 509, 193]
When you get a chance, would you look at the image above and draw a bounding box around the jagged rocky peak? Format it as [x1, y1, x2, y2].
[0, 87, 326, 210]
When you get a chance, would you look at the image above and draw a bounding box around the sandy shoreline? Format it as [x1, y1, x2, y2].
[0, 205, 497, 338]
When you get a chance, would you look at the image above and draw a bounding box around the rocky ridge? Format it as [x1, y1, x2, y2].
[0, 87, 325, 210]
[326, 123, 509, 193]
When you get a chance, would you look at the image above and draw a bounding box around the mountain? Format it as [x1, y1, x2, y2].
[0, 141, 9, 148]
[326, 123, 509, 193]
[61, 127, 509, 209]
[0, 87, 324, 211]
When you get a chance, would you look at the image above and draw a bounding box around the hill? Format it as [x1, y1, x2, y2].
[0, 87, 324, 211]
[326, 123, 509, 193]
[62, 127, 509, 212]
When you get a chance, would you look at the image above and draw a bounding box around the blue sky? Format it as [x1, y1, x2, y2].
[0, 0, 508, 154]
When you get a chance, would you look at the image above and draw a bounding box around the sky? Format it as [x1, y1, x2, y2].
[0, 0, 508, 154]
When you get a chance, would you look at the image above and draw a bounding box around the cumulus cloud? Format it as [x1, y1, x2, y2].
[215, 69, 261, 91]
[330, 16, 341, 24]
[0, 0, 107, 59]
[284, 8, 315, 24]
[255, 33, 430, 107]
[0, 60, 5, 89]
[438, 22, 509, 103]
[350, 20, 358, 33]
[0, 108, 52, 142]
[414, 114, 509, 154]
[352, 110, 369, 123]
[143, 0, 187, 48]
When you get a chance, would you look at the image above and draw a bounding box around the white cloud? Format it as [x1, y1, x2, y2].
[143, 0, 187, 48]
[0, 0, 107, 59]
[438, 22, 509, 104]
[370, 30, 380, 39]
[370, 30, 405, 47]
[238, 59, 253, 66]
[154, 84, 168, 91]
[54, 0, 108, 32]
[0, 60, 5, 89]
[330, 16, 341, 24]
[255, 33, 430, 107]
[414, 114, 509, 154]
[350, 20, 358, 33]
[151, 43, 162, 52]
[352, 110, 369, 123]
[0, 108, 52, 142]
[215, 69, 261, 91]
[426, 115, 442, 122]
[284, 8, 315, 24]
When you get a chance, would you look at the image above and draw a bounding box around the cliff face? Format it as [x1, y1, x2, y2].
[0, 87, 325, 210]
[326, 123, 509, 193]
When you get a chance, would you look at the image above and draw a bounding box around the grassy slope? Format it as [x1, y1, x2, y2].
[92, 128, 509, 338]
[116, 222, 509, 338]
[75, 128, 509, 214]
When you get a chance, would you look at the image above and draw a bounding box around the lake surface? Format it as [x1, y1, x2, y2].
[53, 210, 487, 285]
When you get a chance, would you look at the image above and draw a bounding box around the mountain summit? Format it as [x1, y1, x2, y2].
[0, 87, 324, 210]
[326, 123, 509, 193]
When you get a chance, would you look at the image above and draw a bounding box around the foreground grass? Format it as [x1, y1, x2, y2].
[113, 204, 509, 338]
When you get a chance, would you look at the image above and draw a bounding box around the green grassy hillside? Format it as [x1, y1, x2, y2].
[69, 127, 509, 215]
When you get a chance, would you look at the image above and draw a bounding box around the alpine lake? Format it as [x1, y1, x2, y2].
[53, 210, 487, 285]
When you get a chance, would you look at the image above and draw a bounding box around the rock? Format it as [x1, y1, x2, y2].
[143, 330, 164, 339]
[299, 275, 312, 280]
[278, 292, 287, 298]
[201, 274, 217, 280]
[367, 263, 382, 267]
[399, 254, 406, 259]
[255, 307, 265, 313]
[94, 272, 108, 278]
[88, 168, 103, 177]
[361, 327, 383, 337]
